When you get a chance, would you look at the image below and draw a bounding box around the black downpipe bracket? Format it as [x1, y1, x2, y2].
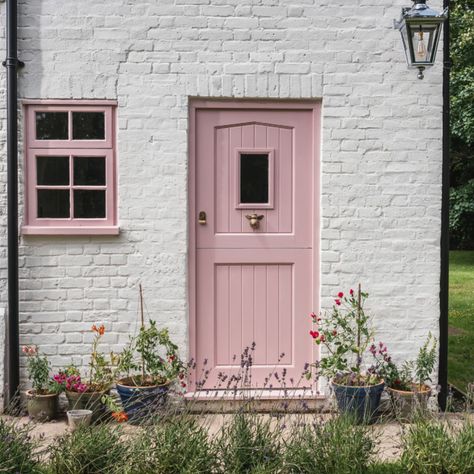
[438, 0, 450, 412]
[3, 0, 23, 408]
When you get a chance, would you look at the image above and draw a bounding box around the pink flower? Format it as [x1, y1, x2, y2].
[309, 330, 320, 339]
[338, 292, 344, 298]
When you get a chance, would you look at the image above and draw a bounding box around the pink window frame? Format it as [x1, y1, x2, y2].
[234, 148, 275, 210]
[22, 100, 119, 235]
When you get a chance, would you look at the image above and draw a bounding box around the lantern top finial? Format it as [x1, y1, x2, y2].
[404, 0, 445, 19]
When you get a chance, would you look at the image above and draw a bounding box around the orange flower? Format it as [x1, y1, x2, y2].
[111, 411, 128, 423]
[92, 324, 105, 336]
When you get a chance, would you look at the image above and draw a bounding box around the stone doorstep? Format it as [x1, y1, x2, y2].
[183, 388, 328, 413]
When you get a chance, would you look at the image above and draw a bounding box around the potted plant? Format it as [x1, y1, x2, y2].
[309, 285, 384, 423]
[52, 324, 115, 422]
[115, 319, 185, 422]
[371, 334, 437, 418]
[23, 345, 58, 421]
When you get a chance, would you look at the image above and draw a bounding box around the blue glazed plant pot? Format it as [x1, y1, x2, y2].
[116, 377, 171, 423]
[331, 379, 385, 423]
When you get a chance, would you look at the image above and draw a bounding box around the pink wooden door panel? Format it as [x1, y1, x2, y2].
[191, 104, 318, 391]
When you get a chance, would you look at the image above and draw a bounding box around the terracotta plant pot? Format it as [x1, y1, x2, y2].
[67, 409, 93, 431]
[331, 379, 385, 423]
[26, 390, 58, 421]
[387, 383, 431, 420]
[116, 377, 171, 423]
[66, 390, 108, 423]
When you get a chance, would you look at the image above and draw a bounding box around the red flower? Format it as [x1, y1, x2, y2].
[338, 292, 344, 298]
[309, 330, 319, 339]
[332, 330, 337, 336]
[181, 382, 187, 388]
[350, 289, 354, 296]
[310, 312, 317, 320]
[320, 334, 326, 342]
[111, 411, 128, 423]
[335, 299, 341, 306]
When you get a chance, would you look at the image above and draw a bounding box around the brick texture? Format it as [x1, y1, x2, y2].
[0, 0, 444, 400]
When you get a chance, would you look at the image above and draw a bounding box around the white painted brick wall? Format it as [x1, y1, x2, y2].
[0, 0, 444, 391]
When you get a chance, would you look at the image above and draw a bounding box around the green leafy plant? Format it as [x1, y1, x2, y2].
[22, 345, 54, 394]
[284, 414, 376, 474]
[51, 325, 117, 393]
[117, 320, 185, 387]
[0, 419, 42, 474]
[309, 285, 380, 386]
[450, 180, 474, 249]
[125, 415, 217, 474]
[370, 334, 437, 391]
[217, 412, 282, 473]
[401, 417, 453, 474]
[47, 423, 127, 474]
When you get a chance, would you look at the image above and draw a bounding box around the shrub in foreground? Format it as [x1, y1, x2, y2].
[284, 414, 375, 474]
[47, 423, 126, 474]
[217, 412, 282, 473]
[401, 417, 474, 474]
[125, 415, 217, 474]
[0, 419, 41, 474]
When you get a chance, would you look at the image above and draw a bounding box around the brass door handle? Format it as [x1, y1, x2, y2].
[245, 214, 264, 229]
[198, 211, 207, 225]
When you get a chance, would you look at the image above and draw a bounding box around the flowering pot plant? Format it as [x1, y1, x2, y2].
[22, 345, 58, 421]
[115, 319, 185, 422]
[53, 324, 117, 422]
[309, 285, 384, 422]
[370, 333, 437, 417]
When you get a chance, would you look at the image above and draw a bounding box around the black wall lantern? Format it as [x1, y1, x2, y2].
[394, 0, 447, 79]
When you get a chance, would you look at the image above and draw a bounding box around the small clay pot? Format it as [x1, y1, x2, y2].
[26, 390, 58, 421]
[65, 390, 108, 423]
[387, 383, 432, 420]
[67, 409, 93, 431]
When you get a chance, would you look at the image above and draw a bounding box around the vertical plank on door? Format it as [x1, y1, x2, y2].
[279, 128, 292, 233]
[266, 265, 279, 365]
[216, 128, 230, 234]
[253, 265, 267, 364]
[278, 265, 293, 365]
[266, 126, 279, 233]
[215, 265, 230, 365]
[229, 127, 242, 233]
[229, 265, 243, 361]
[241, 265, 255, 355]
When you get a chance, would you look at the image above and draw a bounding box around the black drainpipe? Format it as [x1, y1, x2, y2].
[3, 0, 23, 408]
[438, 0, 450, 412]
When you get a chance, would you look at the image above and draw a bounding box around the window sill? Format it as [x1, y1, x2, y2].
[21, 225, 120, 236]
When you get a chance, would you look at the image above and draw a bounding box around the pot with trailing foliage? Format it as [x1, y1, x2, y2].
[52, 324, 116, 423]
[308, 285, 385, 423]
[23, 345, 59, 421]
[372, 334, 437, 420]
[115, 320, 185, 423]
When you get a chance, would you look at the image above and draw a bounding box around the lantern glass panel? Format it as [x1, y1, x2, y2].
[406, 22, 441, 66]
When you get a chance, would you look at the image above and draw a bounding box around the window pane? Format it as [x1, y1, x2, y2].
[240, 154, 269, 204]
[74, 157, 106, 185]
[37, 156, 69, 185]
[74, 190, 106, 218]
[72, 112, 105, 140]
[35, 112, 68, 140]
[37, 190, 70, 218]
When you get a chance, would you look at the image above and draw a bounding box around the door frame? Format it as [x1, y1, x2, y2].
[188, 99, 322, 394]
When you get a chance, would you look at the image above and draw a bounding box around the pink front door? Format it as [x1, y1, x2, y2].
[189, 101, 320, 391]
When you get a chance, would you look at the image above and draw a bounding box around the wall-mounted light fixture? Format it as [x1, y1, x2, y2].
[394, 0, 447, 79]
